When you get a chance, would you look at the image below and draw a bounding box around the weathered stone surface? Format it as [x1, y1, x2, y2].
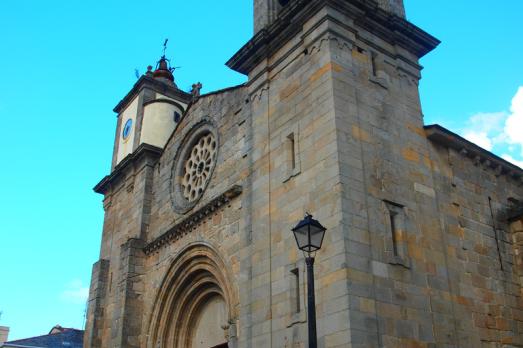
[85, 1, 523, 347]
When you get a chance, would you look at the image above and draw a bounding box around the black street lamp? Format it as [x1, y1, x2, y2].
[291, 214, 327, 348]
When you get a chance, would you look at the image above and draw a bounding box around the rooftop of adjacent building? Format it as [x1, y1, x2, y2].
[1, 325, 83, 348]
[0, 327, 9, 347]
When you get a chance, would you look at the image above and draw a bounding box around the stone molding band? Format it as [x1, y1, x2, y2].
[144, 185, 243, 255]
[143, 98, 186, 112]
[94, 143, 163, 195]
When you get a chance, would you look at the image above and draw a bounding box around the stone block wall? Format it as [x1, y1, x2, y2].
[430, 148, 523, 347]
[85, 146, 160, 347]
[377, 0, 405, 18]
[139, 87, 248, 347]
[512, 218, 523, 292]
[85, 1, 523, 347]
[84, 259, 109, 348]
[322, 4, 523, 346]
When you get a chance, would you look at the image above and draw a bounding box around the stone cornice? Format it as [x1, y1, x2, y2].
[425, 124, 523, 181]
[226, 0, 440, 75]
[143, 185, 243, 255]
[94, 144, 163, 194]
[143, 98, 186, 111]
[113, 76, 192, 114]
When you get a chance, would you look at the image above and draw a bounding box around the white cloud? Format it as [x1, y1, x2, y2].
[60, 279, 89, 304]
[459, 87, 523, 164]
[463, 131, 493, 150]
[461, 111, 506, 151]
[502, 154, 523, 169]
[466, 111, 506, 133]
[504, 87, 523, 154]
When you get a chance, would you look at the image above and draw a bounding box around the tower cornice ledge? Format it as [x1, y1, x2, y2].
[143, 185, 243, 255]
[425, 124, 523, 181]
[226, 0, 440, 75]
[94, 143, 163, 194]
[113, 75, 192, 114]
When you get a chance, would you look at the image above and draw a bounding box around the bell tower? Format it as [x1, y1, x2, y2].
[228, 0, 439, 346]
[111, 54, 192, 169]
[87, 52, 193, 348]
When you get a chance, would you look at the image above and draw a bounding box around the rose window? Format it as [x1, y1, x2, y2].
[181, 133, 217, 202]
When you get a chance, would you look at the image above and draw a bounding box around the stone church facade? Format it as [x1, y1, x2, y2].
[84, 0, 523, 347]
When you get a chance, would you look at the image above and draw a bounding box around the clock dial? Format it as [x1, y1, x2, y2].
[122, 119, 133, 140]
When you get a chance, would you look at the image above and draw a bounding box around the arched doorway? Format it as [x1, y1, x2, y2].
[147, 244, 238, 348]
[192, 294, 227, 348]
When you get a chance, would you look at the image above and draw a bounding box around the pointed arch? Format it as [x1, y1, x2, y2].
[146, 243, 239, 348]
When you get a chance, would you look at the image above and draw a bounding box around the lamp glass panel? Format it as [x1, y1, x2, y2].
[310, 228, 325, 249]
[309, 223, 324, 245]
[293, 228, 309, 250]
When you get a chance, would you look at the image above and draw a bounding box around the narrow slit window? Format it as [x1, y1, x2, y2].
[371, 52, 377, 77]
[389, 211, 398, 256]
[288, 133, 296, 170]
[283, 129, 300, 182]
[290, 268, 300, 313]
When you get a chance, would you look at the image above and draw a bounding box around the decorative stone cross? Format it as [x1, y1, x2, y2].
[191, 82, 203, 101]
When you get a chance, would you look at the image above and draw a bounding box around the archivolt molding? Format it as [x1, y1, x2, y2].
[146, 243, 239, 348]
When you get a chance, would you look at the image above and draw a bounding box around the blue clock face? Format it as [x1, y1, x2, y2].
[122, 119, 133, 140]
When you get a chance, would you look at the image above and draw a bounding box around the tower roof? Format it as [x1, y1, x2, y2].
[152, 55, 177, 87]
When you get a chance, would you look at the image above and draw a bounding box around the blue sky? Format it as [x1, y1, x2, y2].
[0, 0, 521, 341]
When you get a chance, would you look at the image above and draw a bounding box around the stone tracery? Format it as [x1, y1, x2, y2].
[170, 119, 219, 214]
[182, 133, 217, 202]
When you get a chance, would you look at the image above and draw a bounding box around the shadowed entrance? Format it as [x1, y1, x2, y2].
[146, 244, 238, 348]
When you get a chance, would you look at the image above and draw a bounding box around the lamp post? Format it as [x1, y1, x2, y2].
[291, 214, 326, 348]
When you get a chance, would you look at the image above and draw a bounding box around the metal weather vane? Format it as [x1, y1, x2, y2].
[158, 38, 181, 74]
[162, 38, 168, 57]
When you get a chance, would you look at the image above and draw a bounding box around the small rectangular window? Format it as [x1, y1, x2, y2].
[384, 200, 409, 267]
[290, 268, 300, 313]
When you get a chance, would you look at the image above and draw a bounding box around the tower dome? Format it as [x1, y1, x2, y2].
[152, 55, 177, 87]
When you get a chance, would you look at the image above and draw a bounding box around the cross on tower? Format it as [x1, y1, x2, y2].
[162, 39, 168, 57]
